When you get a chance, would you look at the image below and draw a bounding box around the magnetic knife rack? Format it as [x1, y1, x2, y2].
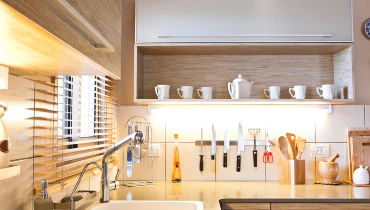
[194, 140, 272, 146]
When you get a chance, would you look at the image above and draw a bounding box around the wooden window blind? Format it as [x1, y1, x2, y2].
[31, 76, 117, 194]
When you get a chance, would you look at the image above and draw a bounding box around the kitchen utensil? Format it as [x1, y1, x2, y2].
[289, 85, 306, 99]
[319, 161, 339, 184]
[177, 86, 193, 99]
[327, 153, 339, 162]
[197, 87, 212, 99]
[154, 85, 170, 99]
[199, 128, 204, 174]
[237, 123, 244, 172]
[347, 128, 370, 180]
[228, 74, 254, 99]
[350, 136, 370, 180]
[316, 84, 334, 99]
[248, 128, 260, 168]
[211, 124, 216, 173]
[223, 130, 229, 167]
[296, 137, 306, 160]
[264, 86, 280, 99]
[263, 132, 273, 163]
[353, 165, 370, 185]
[286, 133, 298, 159]
[127, 147, 132, 177]
[278, 136, 290, 160]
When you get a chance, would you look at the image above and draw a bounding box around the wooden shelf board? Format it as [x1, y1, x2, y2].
[135, 99, 354, 105]
[0, 165, 20, 180]
[136, 43, 352, 56]
[34, 143, 61, 148]
[35, 159, 58, 166]
[35, 168, 60, 175]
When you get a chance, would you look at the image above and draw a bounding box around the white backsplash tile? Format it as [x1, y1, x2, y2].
[118, 104, 363, 182]
[365, 105, 370, 127]
[316, 105, 365, 143]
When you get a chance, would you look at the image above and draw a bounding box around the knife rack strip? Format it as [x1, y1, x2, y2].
[194, 140, 272, 146]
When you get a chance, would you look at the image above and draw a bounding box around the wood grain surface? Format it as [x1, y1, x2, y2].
[140, 54, 334, 100]
[271, 203, 370, 210]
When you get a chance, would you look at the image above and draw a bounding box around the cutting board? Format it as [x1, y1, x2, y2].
[347, 127, 370, 180]
[350, 136, 370, 177]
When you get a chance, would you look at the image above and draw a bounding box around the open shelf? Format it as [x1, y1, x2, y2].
[0, 165, 20, 180]
[134, 43, 354, 105]
[135, 99, 354, 105]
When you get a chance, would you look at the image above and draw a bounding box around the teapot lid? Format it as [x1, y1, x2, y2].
[233, 74, 248, 83]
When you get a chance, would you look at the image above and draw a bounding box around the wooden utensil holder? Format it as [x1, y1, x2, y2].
[283, 160, 305, 184]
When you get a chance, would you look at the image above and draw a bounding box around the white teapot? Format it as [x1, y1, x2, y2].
[228, 74, 254, 99]
[353, 165, 369, 185]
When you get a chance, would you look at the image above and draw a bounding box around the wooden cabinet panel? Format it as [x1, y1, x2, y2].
[271, 203, 370, 210]
[222, 203, 270, 210]
[3, 0, 122, 78]
[136, 0, 352, 43]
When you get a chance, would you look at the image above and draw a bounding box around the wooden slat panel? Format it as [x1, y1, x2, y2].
[35, 168, 59, 175]
[223, 203, 270, 210]
[35, 151, 59, 157]
[34, 143, 61, 148]
[35, 160, 58, 166]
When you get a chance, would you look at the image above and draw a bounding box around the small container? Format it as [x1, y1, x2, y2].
[353, 165, 369, 185]
[282, 159, 305, 184]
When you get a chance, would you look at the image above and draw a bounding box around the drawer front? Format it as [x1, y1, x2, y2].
[136, 0, 352, 43]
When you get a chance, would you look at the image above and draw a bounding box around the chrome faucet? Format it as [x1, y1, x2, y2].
[100, 131, 144, 203]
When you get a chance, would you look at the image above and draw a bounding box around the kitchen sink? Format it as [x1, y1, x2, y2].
[86, 200, 204, 210]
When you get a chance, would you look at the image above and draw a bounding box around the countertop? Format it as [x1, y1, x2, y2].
[107, 181, 370, 210]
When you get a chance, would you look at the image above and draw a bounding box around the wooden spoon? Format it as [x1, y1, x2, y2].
[297, 137, 306, 160]
[278, 136, 291, 159]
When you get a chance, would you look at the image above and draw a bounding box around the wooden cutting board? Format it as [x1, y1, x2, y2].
[347, 127, 370, 180]
[350, 136, 370, 176]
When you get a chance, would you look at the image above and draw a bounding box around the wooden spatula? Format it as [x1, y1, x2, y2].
[297, 137, 306, 160]
[278, 136, 292, 159]
[286, 133, 297, 159]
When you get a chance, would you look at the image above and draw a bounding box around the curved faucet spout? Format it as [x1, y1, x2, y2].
[100, 131, 144, 203]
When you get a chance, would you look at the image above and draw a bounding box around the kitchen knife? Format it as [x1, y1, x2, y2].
[211, 124, 216, 173]
[237, 123, 244, 172]
[223, 130, 229, 167]
[199, 127, 204, 173]
[127, 147, 132, 177]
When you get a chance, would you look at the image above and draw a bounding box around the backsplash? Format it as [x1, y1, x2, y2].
[118, 105, 367, 182]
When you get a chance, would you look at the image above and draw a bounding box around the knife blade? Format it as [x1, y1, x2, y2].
[199, 127, 204, 173]
[237, 123, 244, 172]
[223, 130, 229, 167]
[211, 124, 216, 173]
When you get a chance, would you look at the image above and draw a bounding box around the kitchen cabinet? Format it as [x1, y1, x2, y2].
[1, 0, 121, 79]
[223, 203, 270, 210]
[134, 43, 354, 105]
[271, 203, 370, 210]
[221, 202, 370, 210]
[136, 0, 352, 43]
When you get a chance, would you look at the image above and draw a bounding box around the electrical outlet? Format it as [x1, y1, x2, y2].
[311, 144, 330, 158]
[147, 143, 160, 157]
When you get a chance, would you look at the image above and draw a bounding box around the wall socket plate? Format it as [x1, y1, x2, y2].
[311, 144, 330, 158]
[147, 143, 160, 157]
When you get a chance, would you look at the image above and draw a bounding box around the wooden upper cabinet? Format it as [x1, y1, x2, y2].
[2, 0, 122, 78]
[136, 0, 352, 43]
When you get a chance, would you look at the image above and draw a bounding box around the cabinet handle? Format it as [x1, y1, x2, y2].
[55, 0, 115, 52]
[158, 34, 333, 38]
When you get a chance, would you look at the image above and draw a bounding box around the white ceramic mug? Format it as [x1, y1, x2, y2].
[154, 85, 170, 99]
[289, 85, 306, 99]
[177, 86, 193, 99]
[197, 87, 212, 99]
[264, 86, 280, 99]
[316, 84, 334, 99]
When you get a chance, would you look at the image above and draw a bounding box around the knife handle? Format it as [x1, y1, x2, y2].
[211, 155, 216, 173]
[253, 150, 257, 168]
[223, 153, 227, 167]
[236, 155, 241, 172]
[199, 155, 204, 172]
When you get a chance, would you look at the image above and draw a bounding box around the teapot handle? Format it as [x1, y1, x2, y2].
[227, 82, 235, 99]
